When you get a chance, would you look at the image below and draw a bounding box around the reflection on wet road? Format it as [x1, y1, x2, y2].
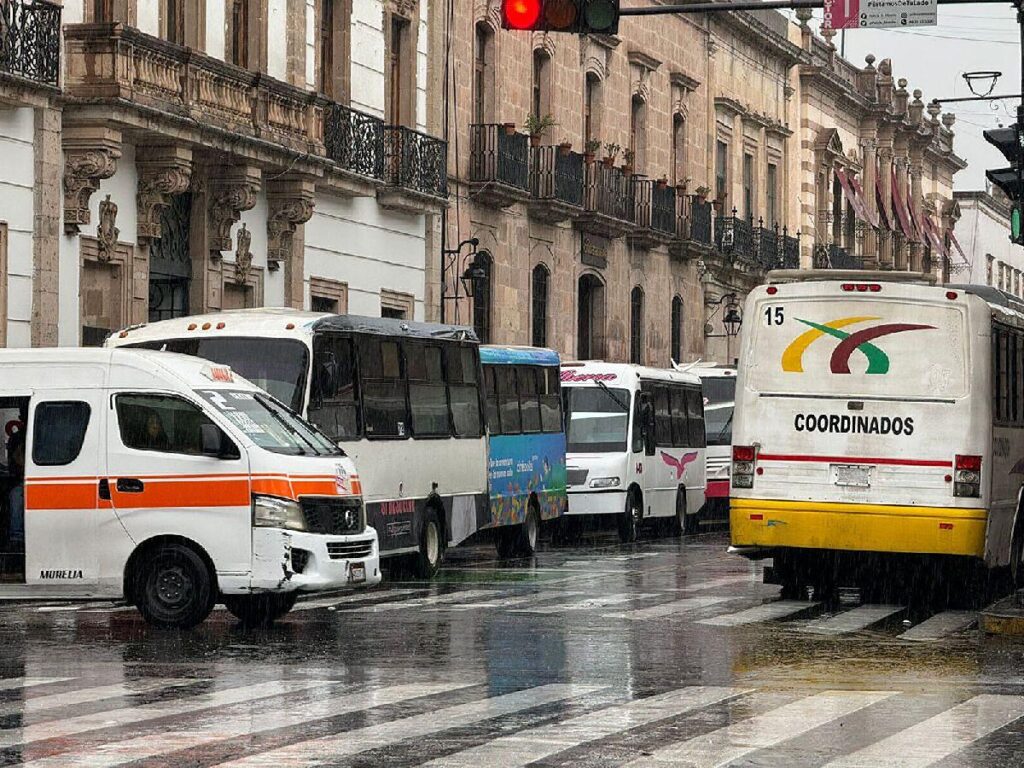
[0, 531, 1022, 766]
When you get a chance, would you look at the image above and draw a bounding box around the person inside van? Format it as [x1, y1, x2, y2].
[6, 429, 24, 552]
[143, 411, 170, 451]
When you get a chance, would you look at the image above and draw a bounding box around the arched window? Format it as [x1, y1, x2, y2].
[531, 264, 549, 348]
[577, 274, 605, 360]
[630, 286, 644, 364]
[671, 295, 683, 363]
[472, 251, 492, 344]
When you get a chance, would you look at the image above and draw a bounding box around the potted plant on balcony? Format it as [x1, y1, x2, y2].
[602, 143, 620, 168]
[503, 122, 516, 136]
[524, 113, 557, 147]
[584, 138, 601, 164]
[558, 139, 573, 156]
[695, 184, 711, 199]
[621, 149, 635, 176]
[657, 176, 670, 190]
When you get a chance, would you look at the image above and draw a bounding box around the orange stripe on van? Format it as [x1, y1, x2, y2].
[110, 478, 251, 508]
[25, 482, 98, 510]
[251, 478, 294, 497]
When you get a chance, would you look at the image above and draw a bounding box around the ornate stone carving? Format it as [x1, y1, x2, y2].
[208, 166, 261, 256]
[266, 177, 316, 270]
[96, 194, 119, 263]
[136, 146, 193, 243]
[62, 125, 122, 234]
[234, 224, 253, 284]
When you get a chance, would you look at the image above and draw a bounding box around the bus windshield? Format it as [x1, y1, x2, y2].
[133, 337, 308, 412]
[705, 402, 734, 446]
[564, 386, 631, 453]
[196, 389, 341, 456]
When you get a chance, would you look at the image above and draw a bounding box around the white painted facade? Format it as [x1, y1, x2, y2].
[0, 107, 36, 347]
[954, 188, 1024, 294]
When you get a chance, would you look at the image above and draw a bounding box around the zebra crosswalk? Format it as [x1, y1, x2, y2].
[1, 675, 1022, 766]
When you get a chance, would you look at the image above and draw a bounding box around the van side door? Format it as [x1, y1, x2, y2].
[24, 391, 111, 596]
[105, 392, 251, 578]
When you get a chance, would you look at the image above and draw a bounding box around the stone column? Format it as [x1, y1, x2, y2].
[909, 144, 924, 273]
[893, 137, 910, 270]
[861, 130, 878, 269]
[267, 176, 316, 309]
[32, 106, 62, 347]
[876, 131, 894, 268]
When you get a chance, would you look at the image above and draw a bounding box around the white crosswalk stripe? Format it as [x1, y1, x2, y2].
[0, 678, 73, 692]
[625, 690, 896, 767]
[679, 574, 761, 592]
[898, 611, 976, 641]
[511, 593, 661, 614]
[421, 686, 748, 768]
[423, 591, 587, 612]
[289, 588, 428, 612]
[343, 588, 501, 612]
[0, 679, 192, 717]
[0, 680, 333, 748]
[213, 683, 602, 767]
[16, 682, 469, 768]
[602, 596, 733, 621]
[799, 604, 905, 635]
[823, 694, 1024, 767]
[697, 600, 820, 627]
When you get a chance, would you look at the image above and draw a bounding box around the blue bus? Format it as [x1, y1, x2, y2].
[480, 345, 567, 558]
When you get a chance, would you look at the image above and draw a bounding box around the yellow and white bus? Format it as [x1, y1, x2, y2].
[730, 271, 1024, 596]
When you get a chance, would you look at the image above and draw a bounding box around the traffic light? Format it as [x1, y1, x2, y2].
[984, 125, 1024, 246]
[500, 0, 620, 34]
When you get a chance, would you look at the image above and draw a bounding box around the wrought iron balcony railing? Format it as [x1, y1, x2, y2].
[781, 232, 800, 269]
[324, 102, 385, 180]
[632, 179, 676, 236]
[384, 125, 448, 199]
[584, 163, 635, 223]
[469, 124, 530, 191]
[813, 243, 863, 269]
[0, 0, 60, 87]
[689, 198, 713, 246]
[715, 211, 755, 264]
[531, 146, 584, 207]
[753, 219, 801, 271]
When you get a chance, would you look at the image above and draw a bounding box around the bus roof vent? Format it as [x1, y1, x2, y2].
[945, 284, 1024, 313]
[766, 269, 938, 286]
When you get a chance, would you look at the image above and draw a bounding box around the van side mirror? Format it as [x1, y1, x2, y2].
[201, 423, 240, 460]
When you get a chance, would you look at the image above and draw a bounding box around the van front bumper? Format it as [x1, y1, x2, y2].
[566, 489, 627, 516]
[225, 527, 382, 594]
[730, 498, 987, 558]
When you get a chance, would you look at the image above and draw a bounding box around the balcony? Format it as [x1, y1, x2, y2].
[715, 212, 756, 268]
[377, 125, 448, 213]
[469, 123, 531, 208]
[323, 101, 384, 194]
[629, 178, 677, 250]
[754, 220, 802, 271]
[0, 0, 60, 93]
[814, 243, 864, 269]
[528, 145, 584, 223]
[577, 162, 636, 238]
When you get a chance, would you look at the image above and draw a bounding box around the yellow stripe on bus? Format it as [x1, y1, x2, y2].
[780, 316, 879, 372]
[730, 498, 987, 557]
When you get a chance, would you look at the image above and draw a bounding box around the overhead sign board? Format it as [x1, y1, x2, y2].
[823, 0, 937, 30]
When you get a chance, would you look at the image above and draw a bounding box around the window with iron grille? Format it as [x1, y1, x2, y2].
[531, 264, 549, 348]
[630, 286, 644, 365]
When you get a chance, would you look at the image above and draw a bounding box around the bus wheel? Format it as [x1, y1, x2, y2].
[414, 509, 444, 579]
[514, 502, 541, 556]
[618, 493, 643, 543]
[495, 528, 517, 559]
[136, 543, 215, 629]
[223, 592, 298, 627]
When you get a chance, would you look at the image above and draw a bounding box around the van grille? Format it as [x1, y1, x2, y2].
[567, 468, 589, 487]
[326, 539, 375, 560]
[300, 497, 365, 535]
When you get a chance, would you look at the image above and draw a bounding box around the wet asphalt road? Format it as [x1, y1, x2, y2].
[1, 529, 1024, 766]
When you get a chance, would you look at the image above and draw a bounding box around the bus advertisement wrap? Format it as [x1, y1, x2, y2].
[487, 431, 567, 526]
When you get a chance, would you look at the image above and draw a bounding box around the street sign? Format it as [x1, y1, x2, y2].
[822, 0, 937, 30]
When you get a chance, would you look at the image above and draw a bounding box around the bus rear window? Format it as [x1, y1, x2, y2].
[747, 298, 967, 399]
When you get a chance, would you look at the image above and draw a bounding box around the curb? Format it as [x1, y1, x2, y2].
[979, 590, 1024, 636]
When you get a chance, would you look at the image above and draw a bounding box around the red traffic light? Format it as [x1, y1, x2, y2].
[503, 0, 542, 29]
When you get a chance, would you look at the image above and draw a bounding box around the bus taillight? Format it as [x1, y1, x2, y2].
[732, 445, 757, 488]
[841, 283, 882, 293]
[954, 454, 982, 497]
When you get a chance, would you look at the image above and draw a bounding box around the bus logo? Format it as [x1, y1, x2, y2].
[661, 451, 698, 479]
[782, 316, 935, 374]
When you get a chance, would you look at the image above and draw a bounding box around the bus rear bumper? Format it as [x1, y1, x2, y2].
[730, 498, 987, 558]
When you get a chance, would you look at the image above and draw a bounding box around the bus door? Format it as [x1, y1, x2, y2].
[633, 385, 660, 514]
[21, 391, 107, 595]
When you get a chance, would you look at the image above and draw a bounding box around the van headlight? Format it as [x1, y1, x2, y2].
[253, 495, 306, 531]
[589, 476, 621, 489]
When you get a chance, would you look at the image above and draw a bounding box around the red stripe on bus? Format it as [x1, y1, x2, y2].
[757, 453, 952, 468]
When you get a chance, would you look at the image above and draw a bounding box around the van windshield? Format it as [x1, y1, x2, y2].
[131, 337, 308, 412]
[705, 402, 734, 446]
[563, 386, 631, 453]
[196, 389, 341, 456]
[747, 298, 967, 400]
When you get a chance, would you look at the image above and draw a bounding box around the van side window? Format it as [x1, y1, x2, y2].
[539, 367, 562, 433]
[33, 402, 91, 466]
[670, 387, 689, 447]
[496, 367, 521, 434]
[686, 388, 706, 447]
[308, 333, 359, 441]
[406, 341, 450, 437]
[484, 366, 501, 434]
[653, 386, 672, 445]
[116, 395, 218, 455]
[518, 366, 541, 433]
[447, 345, 483, 438]
[358, 337, 408, 437]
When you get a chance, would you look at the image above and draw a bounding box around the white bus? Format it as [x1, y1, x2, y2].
[689, 363, 737, 521]
[731, 271, 1024, 597]
[109, 310, 490, 577]
[561, 362, 706, 541]
[0, 348, 378, 628]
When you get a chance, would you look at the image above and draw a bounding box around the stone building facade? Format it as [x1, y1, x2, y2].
[954, 186, 1024, 293]
[0, 0, 448, 348]
[438, 3, 966, 366]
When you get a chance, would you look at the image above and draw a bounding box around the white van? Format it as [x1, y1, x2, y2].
[0, 348, 379, 628]
[561, 362, 706, 541]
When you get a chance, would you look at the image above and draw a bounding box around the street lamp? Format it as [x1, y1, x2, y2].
[460, 252, 488, 298]
[964, 71, 1002, 98]
[440, 237, 480, 323]
[704, 292, 743, 338]
[723, 302, 743, 338]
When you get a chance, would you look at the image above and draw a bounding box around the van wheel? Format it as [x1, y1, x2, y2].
[414, 508, 444, 579]
[618, 493, 643, 543]
[223, 593, 298, 627]
[136, 543, 215, 629]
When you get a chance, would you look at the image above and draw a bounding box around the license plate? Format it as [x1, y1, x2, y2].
[833, 464, 871, 488]
[350, 563, 366, 583]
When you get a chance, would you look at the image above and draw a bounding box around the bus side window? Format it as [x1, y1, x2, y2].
[406, 341, 450, 437]
[518, 366, 541, 433]
[447, 345, 483, 438]
[484, 365, 501, 434]
[631, 392, 644, 454]
[539, 367, 562, 433]
[497, 367, 521, 434]
[653, 386, 672, 446]
[358, 337, 409, 438]
[670, 387, 688, 447]
[686, 388, 706, 448]
[308, 334, 360, 441]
